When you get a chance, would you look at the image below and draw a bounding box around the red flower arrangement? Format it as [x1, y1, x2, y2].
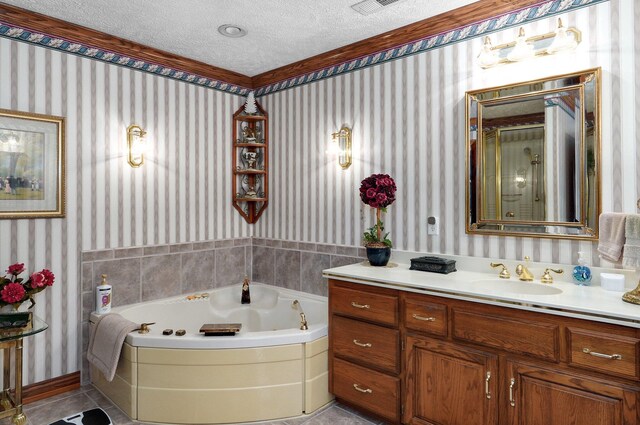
[0, 263, 54, 309]
[360, 173, 397, 247]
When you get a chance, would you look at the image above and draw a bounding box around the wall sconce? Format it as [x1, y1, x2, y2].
[330, 125, 352, 169]
[477, 19, 581, 69]
[127, 124, 146, 167]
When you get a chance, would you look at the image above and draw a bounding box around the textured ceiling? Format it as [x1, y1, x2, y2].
[2, 0, 478, 76]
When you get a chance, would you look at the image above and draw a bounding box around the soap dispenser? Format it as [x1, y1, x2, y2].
[96, 274, 113, 313]
[572, 251, 592, 286]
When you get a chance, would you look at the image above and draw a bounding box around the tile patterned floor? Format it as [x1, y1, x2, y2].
[0, 386, 384, 425]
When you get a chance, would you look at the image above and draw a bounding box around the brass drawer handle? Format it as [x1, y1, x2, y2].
[509, 378, 516, 407]
[353, 339, 372, 348]
[353, 383, 373, 394]
[351, 301, 370, 309]
[582, 348, 622, 360]
[412, 313, 436, 322]
[485, 371, 491, 399]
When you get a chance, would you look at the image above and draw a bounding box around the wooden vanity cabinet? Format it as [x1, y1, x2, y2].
[506, 360, 639, 425]
[328, 279, 640, 425]
[404, 336, 498, 425]
[328, 279, 401, 423]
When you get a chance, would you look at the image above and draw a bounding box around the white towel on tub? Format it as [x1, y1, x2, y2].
[87, 313, 139, 382]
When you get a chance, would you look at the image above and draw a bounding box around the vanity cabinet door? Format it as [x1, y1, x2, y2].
[404, 335, 498, 425]
[506, 360, 639, 425]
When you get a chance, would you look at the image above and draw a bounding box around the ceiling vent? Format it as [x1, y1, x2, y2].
[351, 0, 406, 15]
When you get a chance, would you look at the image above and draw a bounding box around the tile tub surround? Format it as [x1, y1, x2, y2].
[251, 238, 366, 297]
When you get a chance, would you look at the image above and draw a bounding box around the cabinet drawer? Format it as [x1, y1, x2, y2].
[403, 296, 447, 336]
[332, 315, 399, 374]
[452, 308, 560, 362]
[332, 357, 400, 423]
[330, 283, 398, 326]
[567, 328, 639, 379]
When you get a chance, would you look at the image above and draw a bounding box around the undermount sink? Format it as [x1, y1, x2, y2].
[473, 279, 563, 296]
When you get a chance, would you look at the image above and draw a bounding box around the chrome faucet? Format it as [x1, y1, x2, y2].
[292, 300, 309, 330]
[515, 256, 534, 281]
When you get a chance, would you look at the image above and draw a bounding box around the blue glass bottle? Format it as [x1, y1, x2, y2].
[572, 251, 592, 286]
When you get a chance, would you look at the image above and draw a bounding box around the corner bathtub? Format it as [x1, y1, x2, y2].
[90, 284, 332, 424]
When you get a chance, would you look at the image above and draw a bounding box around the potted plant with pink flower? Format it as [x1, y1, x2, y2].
[0, 263, 55, 329]
[360, 173, 397, 266]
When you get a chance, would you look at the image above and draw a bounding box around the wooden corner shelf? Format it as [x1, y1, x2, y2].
[232, 101, 269, 224]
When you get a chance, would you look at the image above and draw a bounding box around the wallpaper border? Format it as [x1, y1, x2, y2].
[0, 0, 607, 97]
[0, 22, 252, 96]
[254, 0, 608, 96]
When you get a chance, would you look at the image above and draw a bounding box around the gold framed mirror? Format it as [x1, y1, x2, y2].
[465, 68, 601, 239]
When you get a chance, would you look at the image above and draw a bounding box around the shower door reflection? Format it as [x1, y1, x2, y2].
[482, 125, 545, 222]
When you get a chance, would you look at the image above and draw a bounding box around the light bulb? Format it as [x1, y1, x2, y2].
[507, 28, 534, 62]
[547, 19, 577, 54]
[477, 37, 499, 68]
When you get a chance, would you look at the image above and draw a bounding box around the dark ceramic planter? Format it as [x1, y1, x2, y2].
[366, 246, 391, 267]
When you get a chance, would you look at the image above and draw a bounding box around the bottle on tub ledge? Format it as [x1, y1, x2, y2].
[241, 276, 251, 304]
[96, 274, 113, 313]
[572, 251, 592, 286]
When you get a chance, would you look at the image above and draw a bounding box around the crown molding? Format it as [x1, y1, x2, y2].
[0, 2, 253, 93]
[0, 0, 607, 96]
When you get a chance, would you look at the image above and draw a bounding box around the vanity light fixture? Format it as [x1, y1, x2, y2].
[477, 19, 581, 69]
[330, 126, 352, 169]
[127, 124, 147, 167]
[506, 28, 535, 62]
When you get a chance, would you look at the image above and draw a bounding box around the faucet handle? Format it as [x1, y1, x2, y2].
[490, 263, 511, 279]
[138, 322, 156, 334]
[540, 268, 563, 284]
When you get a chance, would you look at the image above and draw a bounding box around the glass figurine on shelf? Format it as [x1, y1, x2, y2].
[254, 123, 263, 143]
[240, 148, 261, 170]
[244, 186, 257, 198]
[572, 251, 592, 286]
[241, 175, 261, 198]
[241, 124, 256, 143]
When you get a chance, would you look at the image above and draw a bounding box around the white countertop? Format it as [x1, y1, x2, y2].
[323, 256, 640, 328]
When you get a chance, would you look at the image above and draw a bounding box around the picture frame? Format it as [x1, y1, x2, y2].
[0, 109, 65, 219]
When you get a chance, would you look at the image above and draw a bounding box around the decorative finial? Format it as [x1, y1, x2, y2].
[244, 91, 257, 115]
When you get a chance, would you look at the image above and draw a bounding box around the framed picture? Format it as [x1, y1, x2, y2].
[0, 109, 65, 218]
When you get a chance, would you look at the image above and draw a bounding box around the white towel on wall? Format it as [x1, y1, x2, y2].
[623, 215, 640, 269]
[597, 213, 627, 263]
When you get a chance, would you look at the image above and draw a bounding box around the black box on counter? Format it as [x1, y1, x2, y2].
[409, 256, 457, 274]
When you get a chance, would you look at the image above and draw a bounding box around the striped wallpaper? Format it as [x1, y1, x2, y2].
[0, 39, 246, 385]
[257, 0, 638, 267]
[0, 0, 637, 387]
